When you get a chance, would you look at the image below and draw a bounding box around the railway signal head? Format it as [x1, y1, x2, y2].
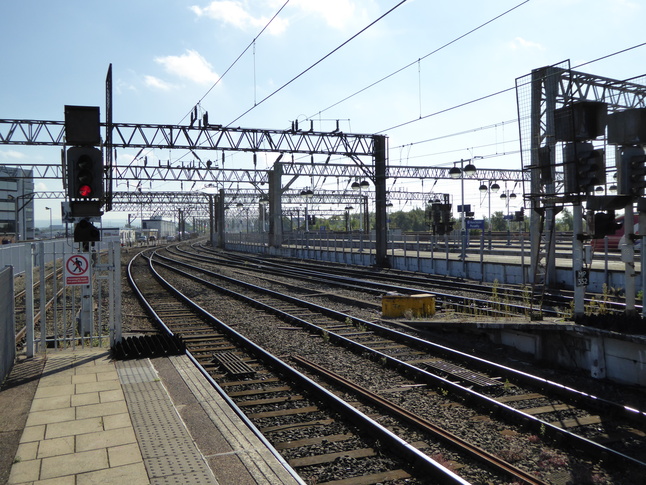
[592, 210, 621, 239]
[74, 218, 101, 243]
[618, 146, 646, 197]
[563, 142, 605, 195]
[67, 146, 104, 201]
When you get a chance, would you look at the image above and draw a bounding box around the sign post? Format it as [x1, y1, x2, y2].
[65, 253, 93, 335]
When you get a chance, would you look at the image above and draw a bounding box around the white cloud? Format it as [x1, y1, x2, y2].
[290, 0, 359, 30]
[191, 1, 289, 35]
[191, 0, 364, 33]
[508, 37, 544, 51]
[154, 49, 220, 85]
[0, 149, 27, 160]
[144, 75, 175, 91]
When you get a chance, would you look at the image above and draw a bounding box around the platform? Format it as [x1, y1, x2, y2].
[1, 348, 302, 485]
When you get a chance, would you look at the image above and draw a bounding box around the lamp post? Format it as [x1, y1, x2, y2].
[480, 182, 500, 250]
[45, 206, 52, 239]
[449, 159, 476, 260]
[344, 206, 353, 232]
[236, 202, 244, 232]
[500, 190, 517, 246]
[300, 189, 314, 231]
[351, 180, 370, 233]
[259, 197, 269, 233]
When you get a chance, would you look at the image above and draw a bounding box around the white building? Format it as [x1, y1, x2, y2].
[142, 216, 175, 238]
[0, 166, 35, 241]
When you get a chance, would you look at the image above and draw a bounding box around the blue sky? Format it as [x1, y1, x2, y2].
[1, 0, 645, 226]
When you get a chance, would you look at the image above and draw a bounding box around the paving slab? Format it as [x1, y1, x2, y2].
[2, 347, 304, 485]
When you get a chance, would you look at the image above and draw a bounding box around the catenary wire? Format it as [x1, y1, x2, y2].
[307, 0, 530, 121]
[225, 0, 409, 127]
[176, 0, 291, 126]
[378, 41, 646, 134]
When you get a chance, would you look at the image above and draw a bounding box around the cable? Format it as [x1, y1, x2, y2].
[379, 41, 646, 135]
[177, 0, 291, 125]
[226, 0, 409, 127]
[307, 0, 530, 120]
[391, 119, 520, 150]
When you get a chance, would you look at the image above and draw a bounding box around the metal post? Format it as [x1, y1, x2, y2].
[573, 204, 585, 318]
[25, 243, 34, 357]
[641, 207, 646, 318]
[488, 187, 492, 250]
[39, 242, 46, 352]
[624, 202, 636, 315]
[460, 159, 466, 261]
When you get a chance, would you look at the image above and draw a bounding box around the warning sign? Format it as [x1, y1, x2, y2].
[65, 253, 91, 286]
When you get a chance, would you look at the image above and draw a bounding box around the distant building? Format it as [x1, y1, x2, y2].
[142, 216, 175, 238]
[0, 166, 34, 241]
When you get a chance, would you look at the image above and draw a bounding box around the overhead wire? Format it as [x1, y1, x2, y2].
[307, 0, 531, 121]
[177, 0, 291, 126]
[226, 0, 409, 127]
[379, 41, 646, 135]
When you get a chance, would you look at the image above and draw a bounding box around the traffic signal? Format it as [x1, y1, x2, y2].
[67, 146, 104, 201]
[617, 146, 646, 197]
[74, 218, 101, 243]
[563, 142, 605, 194]
[592, 211, 621, 239]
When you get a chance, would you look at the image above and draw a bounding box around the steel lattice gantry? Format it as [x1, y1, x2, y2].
[0, 118, 394, 265]
[516, 61, 646, 316]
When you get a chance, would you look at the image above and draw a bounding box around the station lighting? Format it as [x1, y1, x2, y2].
[448, 167, 461, 179]
[463, 163, 477, 177]
[490, 182, 500, 192]
[479, 183, 488, 193]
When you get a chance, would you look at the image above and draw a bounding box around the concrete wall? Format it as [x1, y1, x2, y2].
[489, 326, 646, 387]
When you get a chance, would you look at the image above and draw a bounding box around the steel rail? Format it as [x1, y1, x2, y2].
[170, 245, 527, 318]
[141, 251, 471, 484]
[131, 249, 471, 484]
[125, 250, 307, 485]
[293, 355, 548, 485]
[151, 252, 646, 469]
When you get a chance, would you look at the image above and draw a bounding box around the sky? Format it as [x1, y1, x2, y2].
[1, 0, 645, 228]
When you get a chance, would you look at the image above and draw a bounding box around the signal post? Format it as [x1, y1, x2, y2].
[64, 105, 104, 334]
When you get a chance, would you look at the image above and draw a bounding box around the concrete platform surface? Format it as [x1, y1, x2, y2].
[0, 348, 302, 485]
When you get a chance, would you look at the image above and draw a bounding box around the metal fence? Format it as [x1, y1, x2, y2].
[16, 241, 122, 358]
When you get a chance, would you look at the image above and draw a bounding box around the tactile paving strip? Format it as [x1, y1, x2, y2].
[116, 359, 219, 485]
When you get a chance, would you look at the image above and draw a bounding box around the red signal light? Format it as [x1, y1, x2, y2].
[78, 184, 93, 197]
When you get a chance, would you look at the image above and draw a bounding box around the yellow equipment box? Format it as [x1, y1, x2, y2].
[382, 293, 435, 318]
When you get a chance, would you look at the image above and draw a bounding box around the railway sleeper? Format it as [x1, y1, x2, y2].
[315, 469, 412, 485]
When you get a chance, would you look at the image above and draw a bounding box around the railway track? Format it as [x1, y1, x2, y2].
[124, 245, 645, 483]
[149, 248, 646, 472]
[168, 243, 538, 318]
[128, 250, 477, 484]
[14, 266, 64, 345]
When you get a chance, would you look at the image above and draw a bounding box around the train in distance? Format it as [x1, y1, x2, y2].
[591, 214, 639, 251]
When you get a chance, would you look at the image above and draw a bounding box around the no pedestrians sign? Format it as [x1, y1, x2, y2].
[65, 253, 91, 286]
